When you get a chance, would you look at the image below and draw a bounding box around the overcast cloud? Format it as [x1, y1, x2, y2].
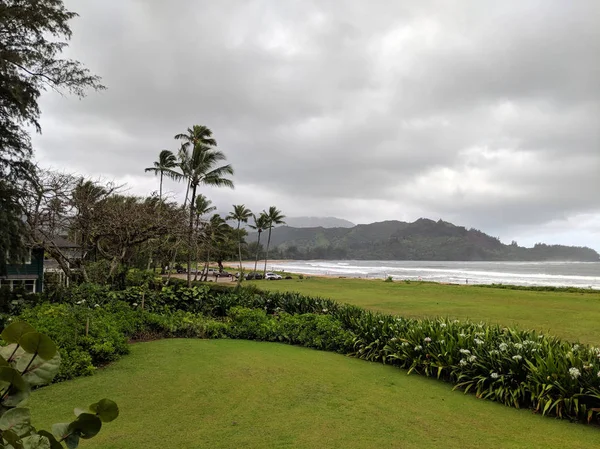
[33, 0, 600, 249]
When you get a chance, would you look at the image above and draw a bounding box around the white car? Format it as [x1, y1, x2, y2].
[265, 272, 282, 280]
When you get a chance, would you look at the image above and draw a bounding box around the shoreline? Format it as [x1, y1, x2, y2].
[221, 262, 599, 292]
[221, 260, 600, 291]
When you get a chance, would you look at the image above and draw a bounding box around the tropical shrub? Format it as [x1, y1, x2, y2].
[0, 321, 118, 448]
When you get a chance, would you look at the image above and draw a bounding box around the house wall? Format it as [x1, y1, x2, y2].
[3, 248, 44, 292]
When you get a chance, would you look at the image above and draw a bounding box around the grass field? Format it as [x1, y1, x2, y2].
[30, 339, 600, 449]
[255, 278, 600, 344]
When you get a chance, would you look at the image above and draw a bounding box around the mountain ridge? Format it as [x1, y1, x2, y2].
[256, 218, 599, 261]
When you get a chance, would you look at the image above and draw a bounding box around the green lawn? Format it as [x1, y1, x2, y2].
[255, 278, 600, 344]
[30, 339, 600, 449]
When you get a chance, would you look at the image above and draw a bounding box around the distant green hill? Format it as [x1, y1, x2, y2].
[257, 218, 600, 261]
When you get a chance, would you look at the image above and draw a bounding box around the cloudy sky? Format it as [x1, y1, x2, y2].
[34, 0, 600, 250]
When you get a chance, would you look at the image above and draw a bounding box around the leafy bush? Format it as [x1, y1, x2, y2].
[0, 321, 118, 448]
[384, 276, 393, 283]
[225, 307, 354, 352]
[12, 279, 600, 424]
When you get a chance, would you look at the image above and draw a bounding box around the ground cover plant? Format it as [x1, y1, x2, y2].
[29, 339, 600, 449]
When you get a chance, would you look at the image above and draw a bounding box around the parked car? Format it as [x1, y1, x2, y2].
[265, 272, 282, 280]
[246, 272, 263, 280]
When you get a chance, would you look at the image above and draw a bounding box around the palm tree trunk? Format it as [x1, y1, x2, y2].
[253, 231, 262, 274]
[166, 246, 178, 284]
[183, 178, 191, 207]
[159, 171, 163, 201]
[187, 183, 197, 287]
[237, 221, 243, 285]
[204, 248, 211, 282]
[263, 227, 273, 278]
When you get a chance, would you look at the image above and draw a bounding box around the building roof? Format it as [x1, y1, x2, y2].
[50, 236, 79, 249]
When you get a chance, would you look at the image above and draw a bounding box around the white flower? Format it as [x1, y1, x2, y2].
[491, 372, 499, 379]
[94, 304, 100, 308]
[475, 332, 484, 338]
[468, 355, 477, 362]
[424, 337, 432, 343]
[474, 338, 484, 345]
[379, 320, 384, 324]
[75, 300, 83, 305]
[531, 349, 537, 353]
[322, 308, 328, 313]
[132, 302, 138, 307]
[538, 334, 544, 339]
[499, 343, 508, 351]
[459, 333, 467, 338]
[489, 350, 499, 355]
[514, 343, 523, 350]
[453, 320, 460, 324]
[390, 337, 397, 342]
[597, 370, 600, 378]
[396, 318, 402, 321]
[569, 367, 581, 379]
[573, 344, 580, 351]
[459, 349, 471, 355]
[401, 342, 410, 347]
[7, 318, 12, 322]
[414, 345, 422, 351]
[440, 323, 447, 328]
[512, 355, 523, 361]
[459, 359, 468, 366]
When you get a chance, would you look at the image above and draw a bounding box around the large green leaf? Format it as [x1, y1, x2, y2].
[3, 429, 24, 448]
[64, 433, 80, 449]
[0, 408, 34, 438]
[0, 345, 25, 364]
[0, 356, 9, 367]
[0, 365, 33, 408]
[36, 431, 62, 449]
[0, 367, 28, 391]
[51, 423, 70, 441]
[18, 353, 61, 387]
[67, 414, 102, 439]
[1, 323, 35, 345]
[18, 333, 57, 361]
[89, 399, 119, 423]
[21, 434, 51, 449]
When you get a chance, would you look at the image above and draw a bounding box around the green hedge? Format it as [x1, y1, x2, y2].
[6, 281, 600, 424]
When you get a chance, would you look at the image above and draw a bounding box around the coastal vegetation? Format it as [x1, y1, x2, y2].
[257, 218, 600, 261]
[2, 2, 600, 448]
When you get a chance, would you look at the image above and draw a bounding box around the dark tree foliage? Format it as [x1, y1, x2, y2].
[0, 0, 103, 264]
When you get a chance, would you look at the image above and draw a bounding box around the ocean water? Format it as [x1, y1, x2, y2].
[260, 260, 600, 289]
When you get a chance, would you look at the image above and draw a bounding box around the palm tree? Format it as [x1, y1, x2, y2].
[201, 214, 227, 281]
[175, 125, 234, 286]
[227, 204, 252, 283]
[144, 150, 179, 201]
[249, 212, 269, 275]
[192, 194, 216, 281]
[262, 206, 286, 278]
[194, 194, 216, 229]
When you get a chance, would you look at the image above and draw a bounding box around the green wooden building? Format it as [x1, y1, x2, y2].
[0, 247, 44, 293]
